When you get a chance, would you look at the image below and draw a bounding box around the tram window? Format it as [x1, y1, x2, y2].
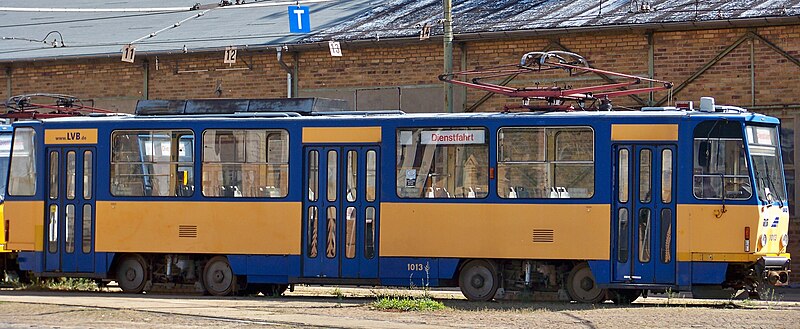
[65, 204, 75, 253]
[66, 151, 76, 200]
[83, 151, 93, 200]
[498, 127, 594, 198]
[661, 208, 672, 263]
[9, 127, 36, 196]
[661, 149, 672, 204]
[617, 208, 629, 263]
[201, 129, 288, 198]
[326, 206, 337, 258]
[49, 151, 59, 200]
[307, 206, 318, 258]
[345, 206, 356, 259]
[365, 207, 376, 259]
[638, 208, 651, 263]
[396, 127, 488, 198]
[0, 133, 11, 200]
[366, 150, 376, 202]
[82, 204, 92, 253]
[692, 121, 751, 200]
[308, 150, 319, 201]
[111, 130, 194, 197]
[327, 151, 337, 202]
[618, 149, 629, 203]
[639, 149, 652, 203]
[48, 205, 57, 253]
[346, 151, 357, 202]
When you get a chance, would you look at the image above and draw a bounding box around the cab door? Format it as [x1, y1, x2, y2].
[612, 144, 676, 284]
[44, 147, 96, 273]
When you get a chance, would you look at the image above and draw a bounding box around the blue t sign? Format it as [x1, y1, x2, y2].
[288, 6, 311, 33]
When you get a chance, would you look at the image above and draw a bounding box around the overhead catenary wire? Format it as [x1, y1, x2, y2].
[130, 9, 214, 45]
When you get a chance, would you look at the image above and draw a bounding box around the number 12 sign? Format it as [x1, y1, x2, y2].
[288, 6, 311, 33]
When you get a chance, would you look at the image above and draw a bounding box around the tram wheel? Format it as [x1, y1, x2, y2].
[566, 263, 607, 303]
[116, 254, 147, 294]
[458, 259, 499, 302]
[610, 289, 641, 304]
[203, 256, 236, 296]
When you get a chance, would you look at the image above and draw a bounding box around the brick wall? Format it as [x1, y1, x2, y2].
[3, 23, 800, 284]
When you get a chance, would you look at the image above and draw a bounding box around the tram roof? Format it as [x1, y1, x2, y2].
[20, 108, 781, 126]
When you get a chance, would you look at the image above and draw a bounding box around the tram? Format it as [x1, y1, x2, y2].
[2, 95, 791, 302]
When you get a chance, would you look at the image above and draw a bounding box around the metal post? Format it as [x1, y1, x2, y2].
[750, 38, 756, 106]
[5, 66, 11, 99]
[647, 32, 654, 106]
[142, 59, 149, 100]
[443, 0, 454, 113]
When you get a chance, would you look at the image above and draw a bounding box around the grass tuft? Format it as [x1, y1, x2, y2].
[22, 277, 99, 292]
[372, 296, 446, 312]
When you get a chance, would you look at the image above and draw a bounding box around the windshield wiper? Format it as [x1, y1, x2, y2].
[753, 170, 767, 202]
[763, 159, 784, 207]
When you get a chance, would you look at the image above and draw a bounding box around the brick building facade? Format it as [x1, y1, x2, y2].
[3, 22, 800, 282]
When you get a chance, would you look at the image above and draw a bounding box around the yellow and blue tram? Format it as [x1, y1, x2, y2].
[3, 98, 791, 302]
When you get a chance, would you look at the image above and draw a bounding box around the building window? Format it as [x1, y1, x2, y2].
[110, 130, 194, 197]
[497, 127, 594, 198]
[396, 127, 488, 198]
[202, 129, 288, 198]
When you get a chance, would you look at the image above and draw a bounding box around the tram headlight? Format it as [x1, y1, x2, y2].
[760, 234, 768, 250]
[780, 233, 789, 250]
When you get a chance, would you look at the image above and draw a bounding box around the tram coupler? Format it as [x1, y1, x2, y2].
[757, 256, 790, 287]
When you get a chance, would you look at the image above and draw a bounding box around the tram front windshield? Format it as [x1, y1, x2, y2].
[746, 125, 786, 204]
[0, 133, 11, 200]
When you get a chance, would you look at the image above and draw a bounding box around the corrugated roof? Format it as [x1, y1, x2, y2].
[1, 0, 798, 62]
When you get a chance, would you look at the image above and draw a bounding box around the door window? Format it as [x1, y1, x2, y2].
[66, 151, 76, 200]
[638, 208, 652, 263]
[82, 204, 92, 253]
[83, 151, 93, 199]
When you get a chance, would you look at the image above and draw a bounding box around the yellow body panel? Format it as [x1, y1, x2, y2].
[95, 201, 301, 254]
[611, 124, 678, 141]
[5, 201, 44, 251]
[302, 127, 381, 143]
[0, 203, 7, 252]
[379, 203, 610, 259]
[44, 129, 98, 145]
[675, 204, 790, 262]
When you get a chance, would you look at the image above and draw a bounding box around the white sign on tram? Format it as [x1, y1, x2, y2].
[420, 130, 485, 144]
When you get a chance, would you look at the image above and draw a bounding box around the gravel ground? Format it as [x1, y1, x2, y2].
[0, 287, 798, 328]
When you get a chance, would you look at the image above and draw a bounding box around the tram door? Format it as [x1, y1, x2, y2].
[612, 144, 676, 284]
[302, 146, 380, 279]
[44, 147, 96, 273]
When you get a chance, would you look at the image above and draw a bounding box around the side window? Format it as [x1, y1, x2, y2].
[498, 127, 594, 198]
[9, 127, 36, 196]
[692, 121, 750, 200]
[396, 128, 488, 198]
[201, 129, 288, 198]
[110, 130, 194, 197]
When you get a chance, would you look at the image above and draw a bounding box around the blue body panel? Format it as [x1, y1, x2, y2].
[691, 262, 728, 285]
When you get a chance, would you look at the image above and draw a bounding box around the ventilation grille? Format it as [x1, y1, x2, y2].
[532, 229, 554, 243]
[179, 225, 197, 238]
